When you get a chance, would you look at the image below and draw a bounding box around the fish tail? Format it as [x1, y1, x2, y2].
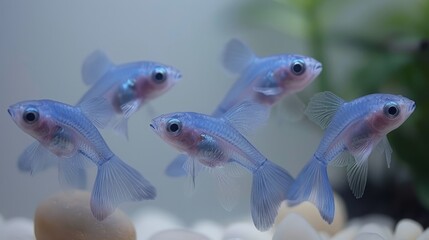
[251, 160, 293, 231]
[90, 155, 156, 220]
[287, 156, 334, 223]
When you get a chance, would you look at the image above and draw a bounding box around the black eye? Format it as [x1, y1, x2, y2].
[23, 108, 39, 124]
[291, 60, 306, 75]
[152, 67, 167, 83]
[384, 102, 400, 118]
[166, 119, 182, 135]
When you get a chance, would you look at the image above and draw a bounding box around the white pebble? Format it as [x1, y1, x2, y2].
[417, 228, 429, 240]
[132, 208, 184, 240]
[0, 217, 34, 240]
[354, 232, 386, 240]
[192, 220, 224, 240]
[394, 219, 423, 240]
[148, 229, 210, 240]
[272, 213, 320, 240]
[223, 222, 272, 240]
[358, 223, 393, 240]
[319, 231, 331, 240]
[331, 225, 360, 240]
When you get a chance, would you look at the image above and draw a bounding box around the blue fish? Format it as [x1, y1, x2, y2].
[8, 99, 156, 220]
[287, 92, 416, 223]
[78, 50, 182, 138]
[213, 38, 322, 118]
[150, 101, 293, 231]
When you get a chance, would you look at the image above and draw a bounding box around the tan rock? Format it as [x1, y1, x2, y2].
[34, 190, 136, 240]
[274, 193, 346, 235]
[272, 213, 320, 240]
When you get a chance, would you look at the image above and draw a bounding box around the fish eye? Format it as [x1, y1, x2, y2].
[166, 119, 182, 135]
[291, 60, 306, 75]
[23, 107, 39, 124]
[383, 102, 400, 118]
[152, 67, 167, 83]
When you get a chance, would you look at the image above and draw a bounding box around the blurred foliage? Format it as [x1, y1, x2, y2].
[236, 0, 429, 210]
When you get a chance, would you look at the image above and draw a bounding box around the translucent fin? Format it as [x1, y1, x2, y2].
[57, 154, 89, 189]
[287, 158, 334, 224]
[90, 155, 156, 220]
[81, 50, 115, 85]
[78, 97, 115, 129]
[165, 154, 188, 177]
[183, 157, 205, 189]
[251, 160, 294, 231]
[210, 163, 242, 211]
[120, 100, 141, 119]
[222, 38, 256, 73]
[346, 158, 369, 198]
[349, 136, 377, 164]
[305, 91, 345, 129]
[329, 151, 354, 167]
[113, 118, 129, 140]
[18, 142, 58, 174]
[278, 94, 306, 122]
[379, 136, 392, 168]
[222, 101, 270, 136]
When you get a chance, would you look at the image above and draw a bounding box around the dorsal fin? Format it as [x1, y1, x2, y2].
[81, 50, 115, 85]
[222, 101, 269, 136]
[305, 91, 345, 129]
[222, 38, 256, 73]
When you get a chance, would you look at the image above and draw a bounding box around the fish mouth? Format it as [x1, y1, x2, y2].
[149, 122, 157, 131]
[7, 107, 14, 118]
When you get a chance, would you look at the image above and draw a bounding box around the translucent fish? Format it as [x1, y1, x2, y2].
[150, 101, 293, 231]
[287, 92, 416, 223]
[78, 50, 182, 138]
[212, 38, 322, 119]
[8, 99, 156, 220]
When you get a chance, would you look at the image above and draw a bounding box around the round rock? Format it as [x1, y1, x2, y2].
[34, 190, 136, 240]
[394, 219, 423, 240]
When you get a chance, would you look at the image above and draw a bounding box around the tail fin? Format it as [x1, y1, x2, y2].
[91, 156, 156, 220]
[251, 160, 293, 231]
[287, 158, 334, 223]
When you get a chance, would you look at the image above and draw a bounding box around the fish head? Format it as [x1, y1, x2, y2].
[134, 62, 182, 100]
[8, 100, 54, 140]
[268, 55, 322, 94]
[369, 94, 416, 133]
[150, 112, 201, 153]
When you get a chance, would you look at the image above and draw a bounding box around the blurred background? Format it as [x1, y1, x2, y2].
[0, 0, 427, 228]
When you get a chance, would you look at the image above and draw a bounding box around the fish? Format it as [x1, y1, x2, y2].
[150, 101, 293, 231]
[78, 50, 182, 138]
[287, 92, 416, 223]
[212, 38, 322, 119]
[8, 99, 156, 220]
[164, 39, 322, 178]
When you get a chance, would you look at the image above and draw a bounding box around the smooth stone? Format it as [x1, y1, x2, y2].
[192, 220, 224, 240]
[354, 232, 386, 240]
[0, 217, 34, 240]
[319, 232, 331, 240]
[132, 208, 184, 240]
[275, 193, 346, 235]
[331, 225, 360, 240]
[34, 190, 136, 240]
[417, 228, 429, 240]
[272, 213, 320, 240]
[357, 223, 393, 240]
[348, 214, 394, 230]
[394, 219, 423, 240]
[148, 229, 210, 240]
[223, 222, 272, 240]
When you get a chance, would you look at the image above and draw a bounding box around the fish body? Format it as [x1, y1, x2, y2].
[78, 50, 182, 138]
[287, 92, 416, 223]
[8, 99, 156, 220]
[212, 39, 322, 117]
[150, 102, 293, 231]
